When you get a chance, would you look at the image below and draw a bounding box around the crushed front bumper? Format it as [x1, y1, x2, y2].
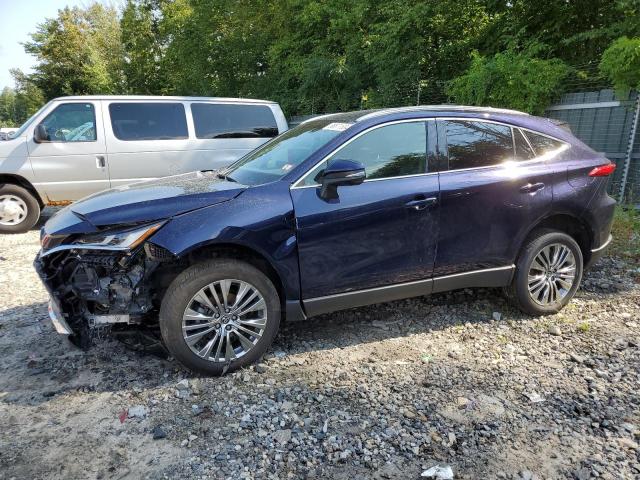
[34, 255, 74, 335]
[48, 298, 73, 335]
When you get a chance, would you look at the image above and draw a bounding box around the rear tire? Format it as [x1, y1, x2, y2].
[159, 259, 280, 376]
[0, 184, 40, 234]
[506, 229, 583, 315]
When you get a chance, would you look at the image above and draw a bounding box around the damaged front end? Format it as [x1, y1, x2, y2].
[34, 222, 174, 350]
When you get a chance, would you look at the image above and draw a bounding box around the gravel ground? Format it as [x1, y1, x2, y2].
[0, 210, 639, 480]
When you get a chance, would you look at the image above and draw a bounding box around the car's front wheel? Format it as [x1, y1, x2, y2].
[159, 259, 281, 375]
[507, 229, 583, 315]
[0, 184, 40, 234]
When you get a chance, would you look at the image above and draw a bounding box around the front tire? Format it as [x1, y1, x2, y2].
[0, 184, 40, 234]
[507, 229, 583, 315]
[159, 259, 280, 375]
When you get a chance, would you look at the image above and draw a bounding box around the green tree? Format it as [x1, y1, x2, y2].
[0, 87, 17, 127]
[600, 36, 640, 94]
[446, 47, 570, 115]
[11, 69, 46, 124]
[120, 0, 167, 94]
[22, 3, 124, 99]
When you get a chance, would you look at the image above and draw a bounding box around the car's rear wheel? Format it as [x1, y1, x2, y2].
[507, 229, 583, 315]
[0, 184, 40, 234]
[159, 259, 280, 375]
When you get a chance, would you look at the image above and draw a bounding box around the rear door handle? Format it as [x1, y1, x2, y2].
[520, 182, 545, 194]
[96, 155, 106, 168]
[405, 196, 438, 211]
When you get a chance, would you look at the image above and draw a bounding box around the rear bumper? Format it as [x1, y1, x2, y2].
[586, 234, 612, 269]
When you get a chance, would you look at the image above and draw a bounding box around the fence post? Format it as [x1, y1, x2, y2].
[619, 93, 640, 201]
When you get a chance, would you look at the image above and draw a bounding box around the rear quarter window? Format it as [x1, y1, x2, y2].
[524, 130, 567, 156]
[109, 103, 188, 141]
[191, 103, 278, 139]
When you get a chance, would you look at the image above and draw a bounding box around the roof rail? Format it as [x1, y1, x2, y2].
[357, 105, 529, 122]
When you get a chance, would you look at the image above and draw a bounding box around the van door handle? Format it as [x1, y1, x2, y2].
[520, 182, 545, 194]
[96, 155, 106, 168]
[405, 196, 438, 211]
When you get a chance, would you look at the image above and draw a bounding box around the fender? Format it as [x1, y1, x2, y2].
[149, 181, 302, 305]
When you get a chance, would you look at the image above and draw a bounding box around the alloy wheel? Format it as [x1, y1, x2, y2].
[182, 279, 267, 363]
[527, 243, 577, 306]
[0, 195, 28, 226]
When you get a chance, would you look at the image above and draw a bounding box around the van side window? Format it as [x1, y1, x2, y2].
[514, 128, 536, 161]
[39, 103, 96, 142]
[444, 120, 513, 170]
[109, 103, 188, 141]
[524, 131, 567, 156]
[191, 104, 278, 139]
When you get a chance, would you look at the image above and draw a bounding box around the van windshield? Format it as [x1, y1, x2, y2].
[225, 119, 350, 185]
[9, 102, 51, 139]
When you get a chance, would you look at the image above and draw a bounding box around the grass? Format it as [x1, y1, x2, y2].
[609, 205, 640, 264]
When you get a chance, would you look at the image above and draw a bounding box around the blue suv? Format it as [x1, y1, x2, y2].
[35, 106, 616, 375]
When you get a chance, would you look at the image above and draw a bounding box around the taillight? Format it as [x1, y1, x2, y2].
[588, 163, 616, 177]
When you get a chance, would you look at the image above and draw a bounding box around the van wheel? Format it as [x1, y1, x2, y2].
[506, 229, 583, 315]
[0, 184, 40, 234]
[159, 259, 281, 376]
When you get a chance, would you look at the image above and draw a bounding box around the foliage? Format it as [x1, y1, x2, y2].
[5, 0, 640, 118]
[446, 47, 570, 115]
[22, 3, 124, 99]
[611, 205, 640, 264]
[0, 72, 45, 127]
[599, 37, 640, 95]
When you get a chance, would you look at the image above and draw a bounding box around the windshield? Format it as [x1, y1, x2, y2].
[226, 118, 351, 185]
[9, 102, 51, 139]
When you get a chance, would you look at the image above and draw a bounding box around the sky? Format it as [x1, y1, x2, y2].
[0, 0, 120, 90]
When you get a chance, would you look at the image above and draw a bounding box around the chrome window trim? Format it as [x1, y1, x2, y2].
[291, 118, 433, 189]
[438, 117, 569, 175]
[291, 116, 570, 189]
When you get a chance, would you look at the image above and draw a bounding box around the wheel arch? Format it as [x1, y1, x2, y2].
[151, 241, 290, 318]
[518, 213, 593, 266]
[0, 173, 44, 208]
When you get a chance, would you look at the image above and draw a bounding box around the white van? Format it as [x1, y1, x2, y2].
[0, 95, 288, 233]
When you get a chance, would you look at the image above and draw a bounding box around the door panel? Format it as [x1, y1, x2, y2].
[435, 120, 553, 276]
[28, 101, 109, 202]
[292, 175, 440, 298]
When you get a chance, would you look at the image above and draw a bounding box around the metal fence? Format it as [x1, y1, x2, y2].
[546, 89, 640, 203]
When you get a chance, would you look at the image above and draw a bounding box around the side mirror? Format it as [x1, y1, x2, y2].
[34, 124, 50, 143]
[318, 159, 366, 200]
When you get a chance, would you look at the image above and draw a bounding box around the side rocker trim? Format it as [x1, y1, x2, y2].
[303, 265, 515, 317]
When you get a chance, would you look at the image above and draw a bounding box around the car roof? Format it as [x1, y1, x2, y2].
[51, 95, 278, 104]
[302, 105, 529, 125]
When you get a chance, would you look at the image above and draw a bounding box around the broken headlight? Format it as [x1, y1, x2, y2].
[74, 222, 164, 250]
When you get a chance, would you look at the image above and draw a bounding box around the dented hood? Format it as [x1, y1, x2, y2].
[45, 171, 246, 234]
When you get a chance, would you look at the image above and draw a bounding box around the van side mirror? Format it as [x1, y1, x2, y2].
[318, 159, 366, 200]
[34, 124, 50, 143]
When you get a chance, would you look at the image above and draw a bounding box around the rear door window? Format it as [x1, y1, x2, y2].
[191, 103, 278, 139]
[109, 103, 188, 141]
[444, 120, 513, 170]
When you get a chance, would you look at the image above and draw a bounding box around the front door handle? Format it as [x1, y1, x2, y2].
[405, 196, 438, 211]
[96, 155, 106, 168]
[520, 182, 545, 194]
